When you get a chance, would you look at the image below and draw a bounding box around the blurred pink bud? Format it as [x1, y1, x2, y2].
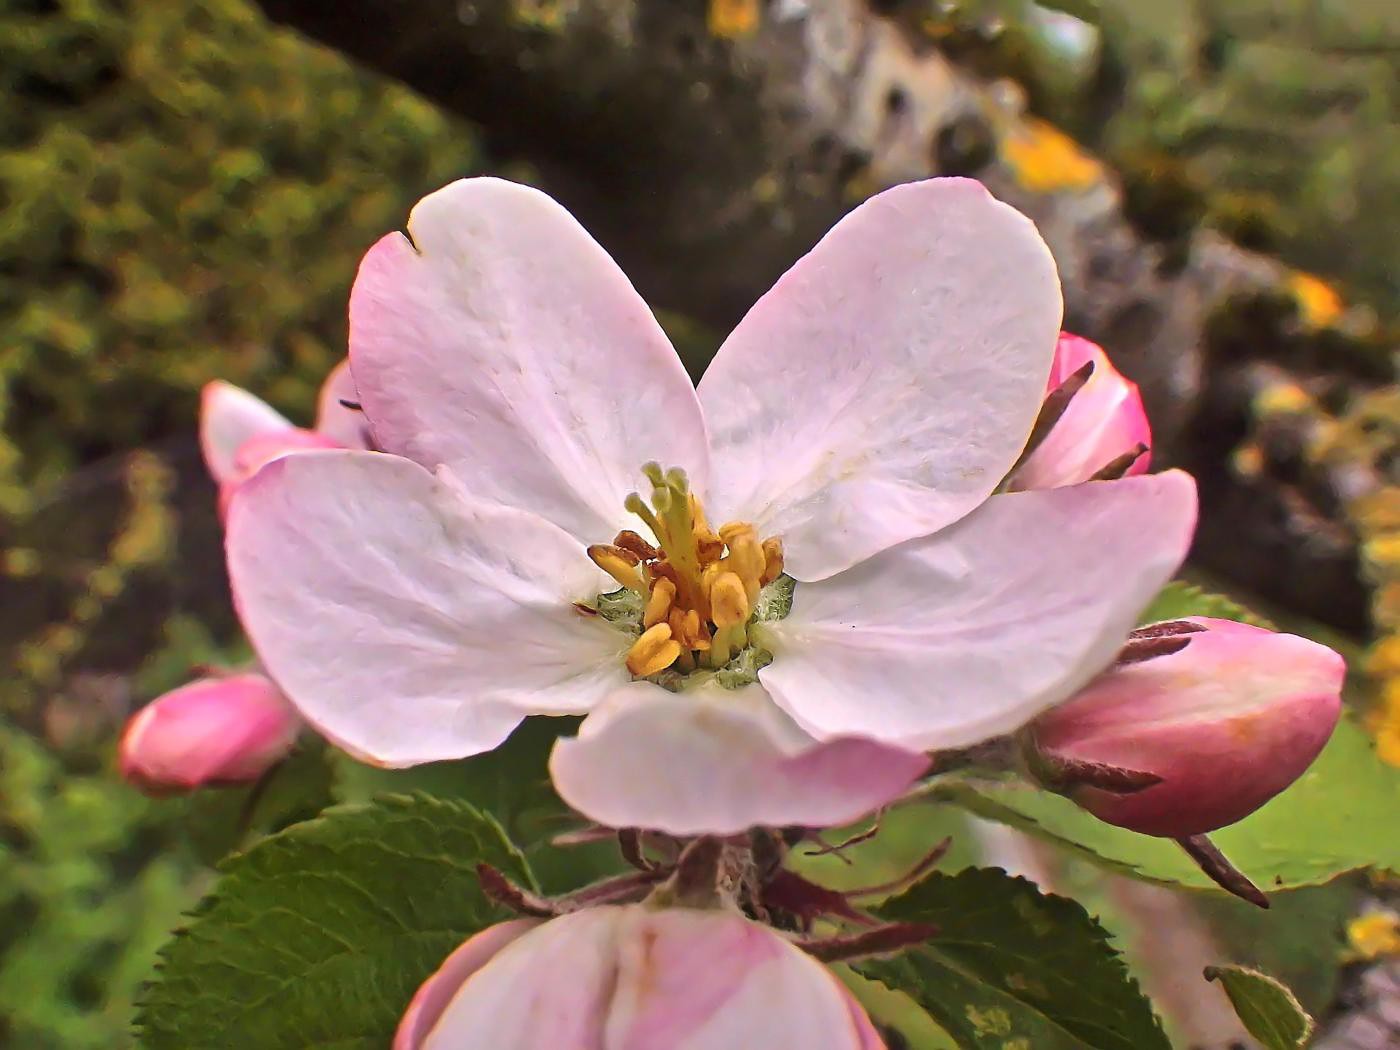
[1014, 332, 1151, 490]
[217, 428, 341, 518]
[200, 377, 352, 519]
[395, 905, 886, 1049]
[1024, 617, 1344, 836]
[119, 673, 301, 794]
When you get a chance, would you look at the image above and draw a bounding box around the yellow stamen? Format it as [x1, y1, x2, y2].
[722, 525, 766, 604]
[710, 572, 750, 628]
[643, 577, 677, 629]
[605, 464, 786, 680]
[760, 537, 785, 586]
[614, 529, 659, 563]
[588, 543, 645, 593]
[626, 623, 682, 676]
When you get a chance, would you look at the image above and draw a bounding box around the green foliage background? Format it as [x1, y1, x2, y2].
[1, 0, 477, 1045]
[1, 0, 476, 510]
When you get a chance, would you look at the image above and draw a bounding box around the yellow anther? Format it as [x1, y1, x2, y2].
[643, 577, 677, 629]
[725, 531, 766, 604]
[626, 623, 682, 677]
[718, 521, 752, 546]
[710, 571, 751, 628]
[669, 606, 706, 649]
[698, 538, 725, 565]
[760, 537, 785, 586]
[588, 544, 645, 593]
[614, 529, 659, 563]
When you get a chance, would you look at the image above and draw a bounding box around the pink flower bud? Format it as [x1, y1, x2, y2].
[1024, 618, 1344, 836]
[119, 673, 301, 794]
[395, 905, 886, 1049]
[217, 427, 342, 518]
[1014, 332, 1151, 490]
[200, 379, 345, 519]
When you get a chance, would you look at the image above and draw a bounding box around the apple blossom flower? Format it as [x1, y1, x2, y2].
[1022, 617, 1344, 836]
[1011, 332, 1151, 490]
[200, 359, 367, 516]
[394, 906, 885, 1049]
[119, 672, 301, 794]
[225, 176, 1198, 835]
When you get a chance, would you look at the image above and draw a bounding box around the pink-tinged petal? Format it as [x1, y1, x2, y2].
[416, 906, 885, 1050]
[225, 449, 631, 767]
[700, 178, 1062, 581]
[1013, 333, 1151, 490]
[216, 427, 343, 520]
[349, 177, 709, 545]
[199, 380, 292, 484]
[758, 471, 1198, 750]
[417, 905, 627, 1049]
[1026, 617, 1344, 836]
[118, 673, 300, 794]
[314, 358, 372, 449]
[605, 907, 886, 1050]
[395, 920, 540, 1050]
[549, 681, 928, 835]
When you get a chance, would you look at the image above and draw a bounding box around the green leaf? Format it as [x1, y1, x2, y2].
[331, 717, 622, 893]
[136, 795, 533, 1049]
[935, 716, 1400, 891]
[1138, 580, 1274, 628]
[1204, 965, 1314, 1050]
[180, 740, 336, 866]
[855, 867, 1168, 1050]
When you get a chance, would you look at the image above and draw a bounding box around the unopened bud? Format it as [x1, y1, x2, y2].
[119, 673, 301, 795]
[1012, 332, 1151, 491]
[395, 907, 885, 1050]
[1022, 618, 1343, 836]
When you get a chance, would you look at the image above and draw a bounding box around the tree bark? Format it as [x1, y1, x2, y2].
[252, 0, 1389, 631]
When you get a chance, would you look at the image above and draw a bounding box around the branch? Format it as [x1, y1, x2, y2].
[251, 0, 1388, 630]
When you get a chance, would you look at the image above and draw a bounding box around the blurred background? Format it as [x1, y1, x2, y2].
[0, 0, 1396, 1046]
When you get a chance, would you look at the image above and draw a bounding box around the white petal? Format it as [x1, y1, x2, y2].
[758, 471, 1198, 749]
[549, 681, 928, 835]
[200, 380, 292, 484]
[225, 449, 630, 766]
[700, 178, 1062, 580]
[349, 178, 710, 545]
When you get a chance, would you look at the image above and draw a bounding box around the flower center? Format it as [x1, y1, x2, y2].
[587, 462, 786, 683]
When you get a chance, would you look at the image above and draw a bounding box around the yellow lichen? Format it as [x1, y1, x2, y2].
[708, 0, 759, 39]
[1000, 118, 1102, 194]
[1253, 380, 1313, 418]
[1346, 912, 1400, 960]
[511, 0, 574, 30]
[1287, 271, 1344, 330]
